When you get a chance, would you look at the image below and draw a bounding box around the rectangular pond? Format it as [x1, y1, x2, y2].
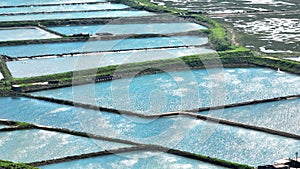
[48, 22, 207, 35]
[0, 27, 60, 42]
[0, 10, 155, 22]
[41, 151, 227, 169]
[0, 129, 130, 163]
[199, 98, 300, 135]
[0, 97, 298, 166]
[0, 0, 106, 7]
[0, 36, 207, 57]
[31, 68, 300, 114]
[0, 3, 129, 15]
[0, 125, 8, 129]
[7, 47, 215, 78]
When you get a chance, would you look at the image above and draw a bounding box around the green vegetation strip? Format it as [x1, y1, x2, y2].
[0, 160, 39, 169]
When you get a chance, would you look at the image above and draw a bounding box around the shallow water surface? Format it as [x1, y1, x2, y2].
[31, 68, 300, 114]
[0, 125, 8, 129]
[0, 27, 60, 42]
[0, 0, 106, 7]
[0, 10, 155, 22]
[200, 98, 300, 135]
[0, 129, 130, 163]
[0, 36, 207, 57]
[7, 47, 215, 78]
[49, 22, 207, 35]
[41, 151, 227, 169]
[0, 3, 128, 15]
[0, 97, 299, 166]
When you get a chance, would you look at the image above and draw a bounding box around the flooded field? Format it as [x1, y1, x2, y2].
[1, 97, 299, 166]
[0, 0, 106, 7]
[0, 129, 130, 163]
[32, 68, 300, 114]
[0, 3, 129, 15]
[0, 10, 155, 22]
[0, 27, 60, 42]
[200, 98, 300, 135]
[1, 0, 299, 168]
[49, 22, 207, 36]
[0, 36, 207, 57]
[151, 0, 300, 54]
[41, 151, 228, 169]
[7, 47, 214, 78]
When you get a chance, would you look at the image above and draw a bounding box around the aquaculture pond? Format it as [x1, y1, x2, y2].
[0, 129, 130, 163]
[0, 36, 207, 57]
[7, 47, 215, 78]
[41, 151, 228, 169]
[32, 68, 300, 114]
[0, 3, 129, 15]
[0, 27, 60, 42]
[0, 97, 299, 166]
[0, 125, 8, 129]
[49, 22, 207, 35]
[0, 0, 106, 7]
[0, 10, 155, 22]
[200, 98, 300, 135]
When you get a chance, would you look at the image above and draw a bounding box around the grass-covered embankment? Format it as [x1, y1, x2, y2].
[0, 160, 39, 169]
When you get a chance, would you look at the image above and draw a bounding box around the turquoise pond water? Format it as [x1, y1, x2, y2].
[0, 129, 130, 163]
[200, 98, 300, 135]
[31, 68, 300, 114]
[0, 10, 154, 22]
[0, 36, 206, 57]
[49, 22, 207, 35]
[0, 0, 106, 7]
[0, 27, 60, 42]
[41, 151, 227, 169]
[7, 47, 215, 78]
[0, 97, 299, 166]
[0, 4, 129, 15]
[0, 125, 8, 129]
